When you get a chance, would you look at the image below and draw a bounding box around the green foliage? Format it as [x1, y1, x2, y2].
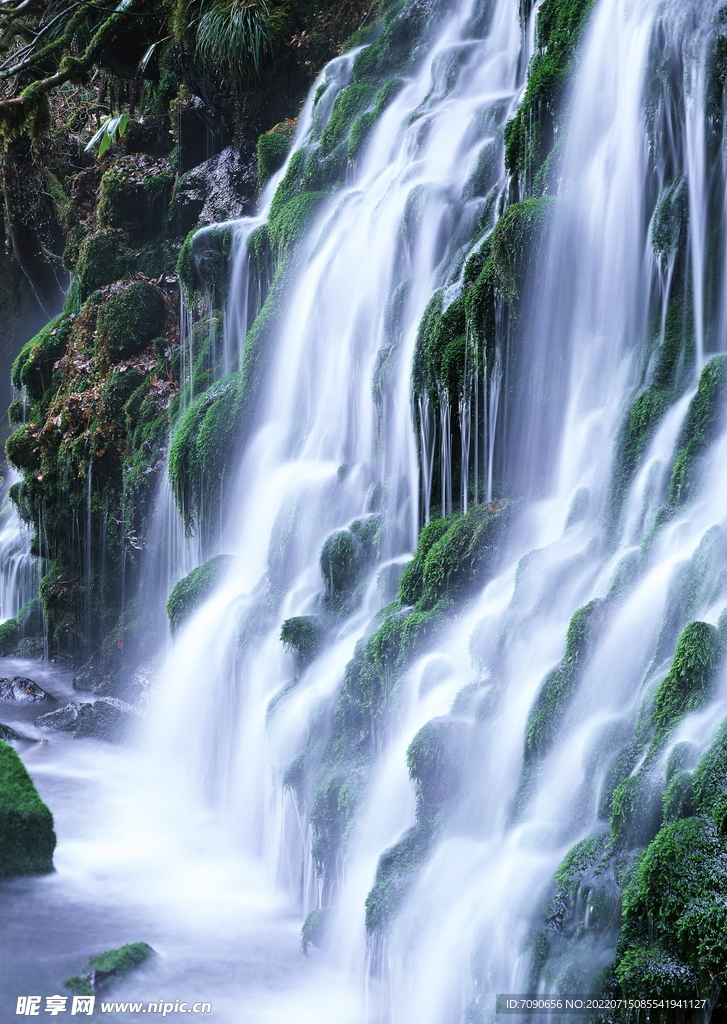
[398, 514, 458, 605]
[166, 555, 234, 632]
[319, 83, 374, 155]
[267, 191, 326, 260]
[653, 621, 720, 735]
[0, 739, 55, 878]
[96, 281, 167, 361]
[193, 0, 271, 79]
[504, 0, 596, 192]
[668, 354, 727, 506]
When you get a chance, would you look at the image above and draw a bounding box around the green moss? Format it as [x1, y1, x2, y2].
[319, 83, 375, 155]
[524, 599, 604, 766]
[176, 224, 234, 304]
[96, 281, 167, 361]
[366, 716, 468, 932]
[545, 833, 609, 933]
[301, 907, 330, 954]
[616, 816, 727, 998]
[653, 621, 720, 736]
[11, 315, 73, 400]
[668, 354, 727, 506]
[504, 0, 596, 193]
[0, 617, 20, 655]
[75, 229, 132, 294]
[651, 176, 688, 263]
[166, 554, 234, 633]
[0, 739, 55, 878]
[257, 130, 291, 187]
[101, 367, 147, 415]
[607, 387, 671, 529]
[97, 157, 173, 242]
[280, 615, 324, 665]
[416, 502, 513, 611]
[267, 191, 327, 261]
[168, 372, 245, 535]
[65, 941, 154, 995]
[6, 425, 41, 472]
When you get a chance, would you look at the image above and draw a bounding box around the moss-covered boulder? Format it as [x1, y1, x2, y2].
[0, 739, 55, 878]
[6, 425, 41, 471]
[176, 223, 234, 305]
[65, 941, 154, 996]
[75, 229, 131, 294]
[11, 315, 73, 400]
[257, 124, 294, 187]
[669, 354, 727, 507]
[97, 155, 174, 243]
[653, 621, 720, 736]
[280, 615, 325, 666]
[166, 554, 234, 633]
[96, 281, 167, 361]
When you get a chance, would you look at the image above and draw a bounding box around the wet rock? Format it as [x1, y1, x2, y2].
[72, 665, 113, 693]
[35, 702, 86, 732]
[0, 677, 54, 702]
[172, 145, 256, 235]
[0, 722, 31, 743]
[73, 697, 143, 743]
[65, 941, 155, 996]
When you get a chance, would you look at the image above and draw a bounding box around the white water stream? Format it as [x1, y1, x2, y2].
[4, 0, 727, 1020]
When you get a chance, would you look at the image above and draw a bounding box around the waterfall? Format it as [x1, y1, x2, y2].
[41, 0, 727, 1018]
[0, 470, 36, 623]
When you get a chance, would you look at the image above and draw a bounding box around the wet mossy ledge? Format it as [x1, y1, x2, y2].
[0, 739, 55, 878]
[166, 555, 235, 633]
[285, 502, 515, 905]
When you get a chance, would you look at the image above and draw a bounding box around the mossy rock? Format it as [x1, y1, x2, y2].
[97, 155, 174, 243]
[176, 224, 234, 304]
[301, 906, 330, 954]
[668, 354, 727, 507]
[416, 502, 513, 611]
[280, 615, 324, 665]
[101, 367, 147, 416]
[11, 316, 73, 400]
[6, 425, 41, 471]
[96, 281, 167, 361]
[65, 941, 154, 996]
[653, 621, 720, 736]
[0, 739, 55, 878]
[75, 229, 132, 293]
[166, 554, 234, 633]
[267, 190, 326, 262]
[257, 129, 292, 188]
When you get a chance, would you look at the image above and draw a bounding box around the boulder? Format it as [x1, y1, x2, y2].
[73, 697, 143, 743]
[0, 677, 55, 702]
[172, 146, 256, 235]
[35, 702, 86, 732]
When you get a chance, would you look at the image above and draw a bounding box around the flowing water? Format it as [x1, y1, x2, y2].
[6, 0, 727, 1020]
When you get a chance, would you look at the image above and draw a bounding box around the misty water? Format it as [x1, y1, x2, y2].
[5, 0, 727, 1019]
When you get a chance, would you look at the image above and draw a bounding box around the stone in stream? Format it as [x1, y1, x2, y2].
[35, 702, 87, 732]
[0, 738, 55, 878]
[0, 721, 32, 743]
[64, 941, 155, 996]
[73, 697, 144, 743]
[0, 677, 55, 702]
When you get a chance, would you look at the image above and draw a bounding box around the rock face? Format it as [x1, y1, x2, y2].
[173, 146, 257, 234]
[72, 697, 143, 743]
[35, 702, 86, 732]
[0, 677, 54, 702]
[0, 738, 55, 878]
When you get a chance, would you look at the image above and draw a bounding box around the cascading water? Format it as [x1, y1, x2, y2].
[0, 470, 37, 623]
[142, 0, 727, 1017]
[11, 0, 727, 1019]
